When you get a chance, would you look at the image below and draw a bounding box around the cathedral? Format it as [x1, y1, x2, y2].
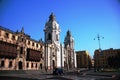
[44, 13, 76, 70]
[0, 13, 76, 70]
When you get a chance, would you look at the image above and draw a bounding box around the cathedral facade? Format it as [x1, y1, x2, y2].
[44, 13, 76, 70]
[0, 13, 76, 70]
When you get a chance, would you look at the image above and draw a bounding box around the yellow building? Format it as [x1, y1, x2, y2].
[0, 26, 44, 70]
[76, 50, 92, 68]
[94, 48, 120, 68]
[91, 59, 94, 68]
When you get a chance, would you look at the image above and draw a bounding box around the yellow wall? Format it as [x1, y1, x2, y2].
[76, 51, 92, 68]
[94, 48, 120, 68]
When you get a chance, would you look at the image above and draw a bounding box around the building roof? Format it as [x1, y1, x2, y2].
[0, 26, 15, 34]
[0, 26, 43, 44]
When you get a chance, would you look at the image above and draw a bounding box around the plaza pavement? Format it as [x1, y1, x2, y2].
[0, 69, 120, 80]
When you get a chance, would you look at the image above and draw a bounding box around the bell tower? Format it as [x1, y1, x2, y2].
[64, 30, 75, 69]
[44, 13, 61, 69]
[44, 13, 60, 44]
[64, 30, 74, 49]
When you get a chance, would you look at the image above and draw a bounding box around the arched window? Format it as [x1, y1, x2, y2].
[26, 63, 29, 68]
[56, 35, 59, 41]
[35, 63, 37, 68]
[40, 63, 42, 69]
[1, 61, 4, 67]
[9, 61, 12, 68]
[12, 35, 15, 40]
[4, 32, 9, 38]
[31, 63, 33, 68]
[47, 33, 51, 40]
[53, 60, 55, 68]
[18, 61, 22, 69]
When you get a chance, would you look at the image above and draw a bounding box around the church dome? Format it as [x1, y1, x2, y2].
[45, 13, 60, 30]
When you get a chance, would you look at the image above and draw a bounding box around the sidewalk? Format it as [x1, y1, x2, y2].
[83, 69, 120, 79]
[0, 70, 53, 80]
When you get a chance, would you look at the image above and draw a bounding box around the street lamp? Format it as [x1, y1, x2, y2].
[94, 33, 104, 52]
[94, 33, 104, 71]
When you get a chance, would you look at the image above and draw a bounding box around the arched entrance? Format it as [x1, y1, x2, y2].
[53, 60, 55, 68]
[40, 63, 42, 69]
[18, 61, 22, 69]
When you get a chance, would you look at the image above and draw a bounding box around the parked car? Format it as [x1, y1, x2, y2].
[53, 68, 63, 75]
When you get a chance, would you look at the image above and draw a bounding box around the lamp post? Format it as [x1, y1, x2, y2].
[94, 33, 104, 52]
[94, 33, 104, 71]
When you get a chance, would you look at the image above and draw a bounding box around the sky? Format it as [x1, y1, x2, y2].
[0, 0, 120, 57]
